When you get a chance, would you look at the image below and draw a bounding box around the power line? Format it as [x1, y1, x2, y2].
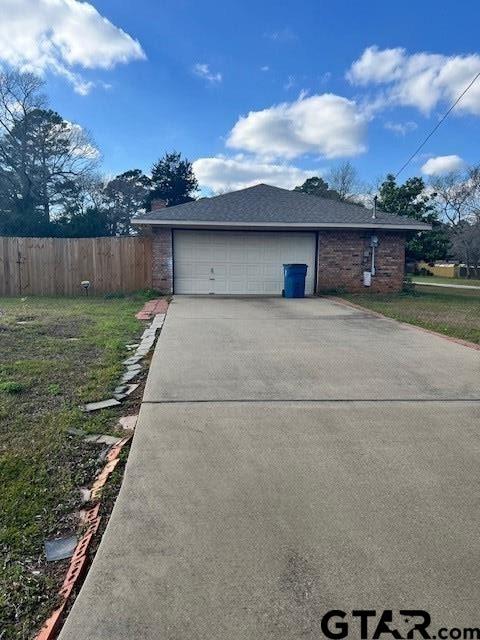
[394, 70, 480, 179]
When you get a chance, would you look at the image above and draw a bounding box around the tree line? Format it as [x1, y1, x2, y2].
[0, 71, 197, 238]
[295, 163, 480, 277]
[0, 70, 478, 275]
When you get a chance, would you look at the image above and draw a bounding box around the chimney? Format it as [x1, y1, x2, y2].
[151, 198, 167, 211]
[372, 195, 377, 220]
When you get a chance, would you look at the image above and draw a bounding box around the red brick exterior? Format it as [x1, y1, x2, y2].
[150, 227, 406, 295]
[316, 230, 406, 293]
[151, 227, 173, 294]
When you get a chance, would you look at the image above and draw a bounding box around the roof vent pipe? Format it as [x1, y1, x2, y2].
[372, 195, 377, 220]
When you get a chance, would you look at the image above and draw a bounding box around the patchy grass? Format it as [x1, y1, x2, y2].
[412, 275, 480, 287]
[0, 293, 155, 639]
[341, 289, 480, 345]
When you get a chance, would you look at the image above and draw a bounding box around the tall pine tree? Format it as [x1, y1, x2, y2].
[147, 151, 198, 208]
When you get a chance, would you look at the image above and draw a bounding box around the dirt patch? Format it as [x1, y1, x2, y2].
[36, 318, 93, 339]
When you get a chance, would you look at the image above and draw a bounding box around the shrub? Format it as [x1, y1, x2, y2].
[0, 381, 24, 394]
[401, 277, 417, 295]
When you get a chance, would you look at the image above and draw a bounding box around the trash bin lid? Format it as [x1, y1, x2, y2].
[283, 263, 308, 273]
[283, 263, 307, 268]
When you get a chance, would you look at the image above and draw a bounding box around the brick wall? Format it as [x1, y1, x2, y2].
[151, 227, 173, 294]
[316, 230, 406, 293]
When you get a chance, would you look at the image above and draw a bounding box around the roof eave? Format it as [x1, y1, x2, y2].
[132, 219, 431, 231]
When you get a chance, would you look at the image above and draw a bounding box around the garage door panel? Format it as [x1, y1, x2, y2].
[175, 278, 209, 294]
[174, 231, 316, 295]
[175, 262, 211, 278]
[246, 263, 263, 277]
[229, 264, 246, 277]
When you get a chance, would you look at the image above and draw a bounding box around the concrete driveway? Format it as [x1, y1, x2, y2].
[60, 297, 480, 640]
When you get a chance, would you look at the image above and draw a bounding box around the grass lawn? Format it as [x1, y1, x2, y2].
[341, 288, 480, 345]
[0, 293, 154, 639]
[412, 275, 480, 287]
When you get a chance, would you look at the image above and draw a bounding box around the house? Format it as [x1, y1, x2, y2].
[134, 183, 431, 295]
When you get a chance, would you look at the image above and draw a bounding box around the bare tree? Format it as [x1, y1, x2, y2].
[0, 70, 98, 235]
[0, 71, 45, 220]
[449, 214, 480, 278]
[430, 166, 480, 277]
[430, 166, 480, 226]
[327, 161, 359, 202]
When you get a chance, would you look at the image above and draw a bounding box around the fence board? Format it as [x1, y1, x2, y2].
[0, 236, 152, 296]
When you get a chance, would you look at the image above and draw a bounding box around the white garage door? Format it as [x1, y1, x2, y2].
[173, 230, 316, 295]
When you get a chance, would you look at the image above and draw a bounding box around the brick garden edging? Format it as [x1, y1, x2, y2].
[34, 437, 131, 640]
[34, 300, 169, 640]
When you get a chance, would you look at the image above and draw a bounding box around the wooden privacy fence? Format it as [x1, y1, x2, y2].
[0, 236, 153, 296]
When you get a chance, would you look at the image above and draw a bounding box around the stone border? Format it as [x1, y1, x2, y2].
[83, 300, 168, 411]
[34, 300, 169, 640]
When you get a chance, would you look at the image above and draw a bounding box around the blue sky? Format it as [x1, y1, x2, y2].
[2, 0, 480, 193]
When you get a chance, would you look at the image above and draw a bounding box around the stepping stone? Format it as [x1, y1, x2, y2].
[120, 364, 142, 380]
[139, 337, 156, 349]
[114, 385, 128, 395]
[119, 414, 138, 430]
[124, 383, 139, 395]
[84, 434, 122, 446]
[120, 369, 140, 384]
[150, 314, 165, 329]
[127, 364, 142, 372]
[44, 535, 77, 561]
[83, 398, 121, 412]
[144, 333, 156, 341]
[123, 355, 143, 366]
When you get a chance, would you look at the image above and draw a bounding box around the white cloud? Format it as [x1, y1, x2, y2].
[0, 0, 145, 94]
[193, 155, 321, 193]
[384, 120, 418, 136]
[192, 63, 222, 84]
[347, 46, 405, 85]
[347, 46, 480, 115]
[260, 65, 270, 72]
[421, 155, 465, 176]
[227, 93, 368, 160]
[64, 121, 100, 159]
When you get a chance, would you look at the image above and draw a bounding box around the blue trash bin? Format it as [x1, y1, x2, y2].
[283, 263, 308, 298]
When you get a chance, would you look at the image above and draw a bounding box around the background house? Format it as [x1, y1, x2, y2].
[135, 184, 430, 295]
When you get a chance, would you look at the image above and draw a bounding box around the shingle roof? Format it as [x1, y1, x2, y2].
[134, 184, 431, 230]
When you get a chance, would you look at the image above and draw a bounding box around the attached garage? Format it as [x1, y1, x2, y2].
[134, 184, 430, 295]
[173, 230, 316, 295]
